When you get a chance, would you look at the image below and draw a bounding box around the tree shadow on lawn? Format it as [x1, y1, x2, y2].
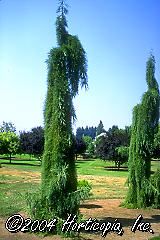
[0, 162, 41, 167]
[104, 166, 155, 175]
[104, 166, 128, 172]
[76, 159, 95, 163]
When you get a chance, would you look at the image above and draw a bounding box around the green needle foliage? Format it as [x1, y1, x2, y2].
[28, 0, 88, 220]
[126, 54, 160, 208]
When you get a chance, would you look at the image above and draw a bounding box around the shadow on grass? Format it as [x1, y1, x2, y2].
[0, 162, 41, 167]
[76, 159, 95, 163]
[76, 161, 88, 164]
[0, 157, 39, 162]
[104, 166, 128, 172]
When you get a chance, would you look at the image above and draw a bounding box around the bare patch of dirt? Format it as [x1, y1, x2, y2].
[0, 167, 160, 239]
[78, 175, 127, 199]
[0, 168, 40, 179]
[0, 167, 40, 183]
[0, 217, 62, 240]
[80, 199, 160, 239]
[0, 199, 160, 239]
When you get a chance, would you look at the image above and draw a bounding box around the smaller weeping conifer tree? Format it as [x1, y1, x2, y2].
[28, 0, 88, 220]
[126, 54, 160, 208]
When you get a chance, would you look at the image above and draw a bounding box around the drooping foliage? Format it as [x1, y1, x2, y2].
[126, 54, 160, 208]
[28, 0, 88, 220]
[153, 125, 160, 158]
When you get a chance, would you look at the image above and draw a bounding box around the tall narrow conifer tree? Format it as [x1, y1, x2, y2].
[126, 54, 159, 208]
[39, 0, 87, 218]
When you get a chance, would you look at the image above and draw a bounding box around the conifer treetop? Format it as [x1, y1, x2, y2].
[146, 53, 159, 92]
[57, 0, 69, 16]
[56, 0, 69, 46]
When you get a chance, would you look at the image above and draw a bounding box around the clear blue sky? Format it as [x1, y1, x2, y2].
[0, 0, 160, 133]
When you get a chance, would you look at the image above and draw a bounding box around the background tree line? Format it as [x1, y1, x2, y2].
[0, 121, 44, 162]
[0, 120, 160, 164]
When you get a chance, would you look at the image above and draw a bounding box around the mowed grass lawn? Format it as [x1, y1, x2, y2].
[0, 156, 159, 218]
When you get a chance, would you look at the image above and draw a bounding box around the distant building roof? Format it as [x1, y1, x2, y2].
[96, 132, 107, 139]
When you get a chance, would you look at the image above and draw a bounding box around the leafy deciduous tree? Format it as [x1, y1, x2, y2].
[116, 146, 129, 170]
[83, 135, 95, 157]
[0, 131, 19, 163]
[95, 125, 130, 164]
[19, 126, 44, 159]
[74, 138, 86, 159]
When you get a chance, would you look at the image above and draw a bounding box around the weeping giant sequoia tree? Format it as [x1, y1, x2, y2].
[126, 54, 160, 208]
[29, 1, 88, 219]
